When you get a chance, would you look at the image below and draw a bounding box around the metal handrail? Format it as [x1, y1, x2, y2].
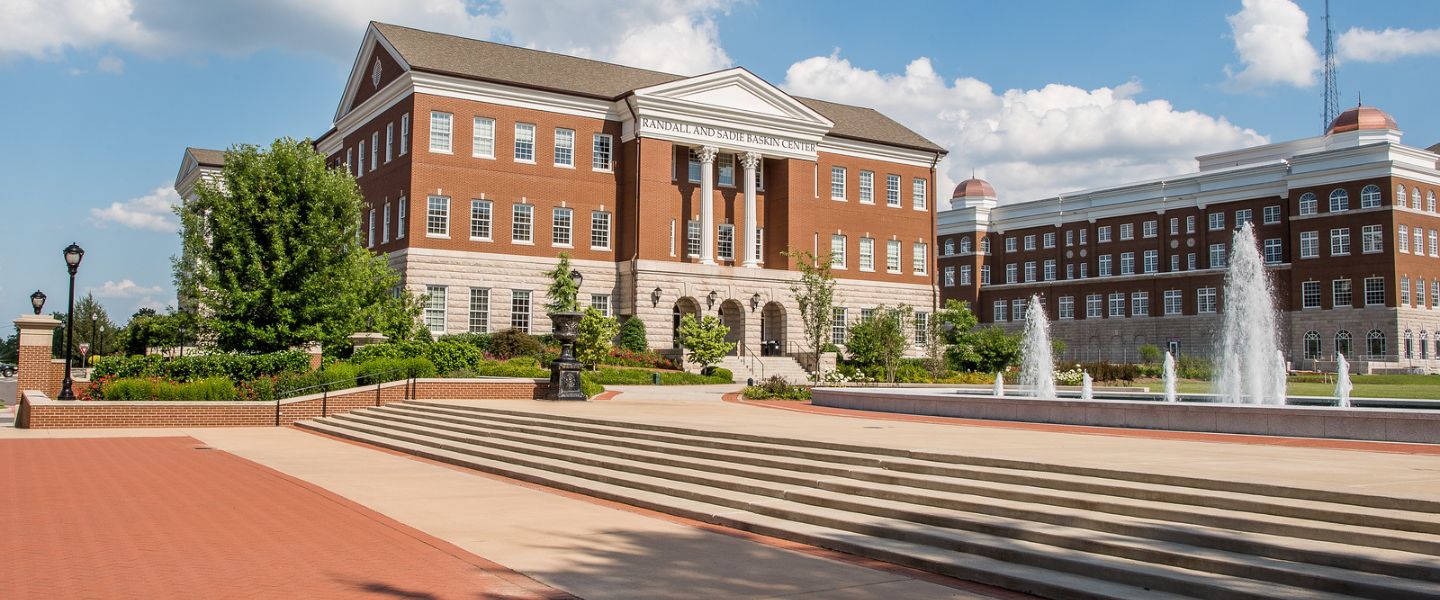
[738, 343, 765, 380]
[273, 366, 414, 425]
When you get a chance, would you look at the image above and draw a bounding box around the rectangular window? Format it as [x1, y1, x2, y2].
[1131, 292, 1149, 317]
[468, 289, 489, 333]
[688, 149, 702, 183]
[1164, 290, 1182, 315]
[426, 196, 449, 236]
[831, 166, 846, 199]
[552, 207, 573, 246]
[1098, 226, 1112, 243]
[831, 235, 847, 268]
[1066, 263, 1074, 279]
[1401, 277, 1412, 306]
[1263, 238, 1282, 264]
[1198, 287, 1217, 314]
[994, 301, 1008, 323]
[470, 199, 491, 240]
[1209, 243, 1227, 268]
[1430, 230, 1438, 256]
[1044, 259, 1056, 281]
[514, 123, 536, 162]
[1013, 299, 1026, 321]
[1399, 225, 1410, 253]
[1086, 294, 1102, 318]
[831, 308, 848, 345]
[400, 114, 409, 155]
[382, 203, 390, 243]
[1186, 215, 1196, 233]
[1006, 263, 1018, 284]
[1333, 279, 1352, 307]
[914, 312, 929, 345]
[1209, 212, 1225, 230]
[913, 243, 927, 274]
[1043, 232, 1056, 248]
[1330, 228, 1350, 256]
[424, 286, 447, 335]
[1024, 261, 1036, 282]
[755, 227, 764, 262]
[718, 153, 735, 186]
[887, 240, 901, 273]
[1169, 218, 1179, 235]
[859, 171, 874, 203]
[1006, 237, 1017, 252]
[1300, 231, 1319, 258]
[718, 224, 735, 260]
[385, 122, 394, 163]
[553, 128, 574, 167]
[912, 178, 927, 210]
[943, 266, 955, 286]
[1119, 223, 1133, 240]
[1067, 230, 1076, 247]
[1170, 254, 1179, 272]
[1143, 250, 1158, 273]
[1416, 228, 1426, 255]
[1098, 254, 1112, 277]
[1024, 235, 1036, 251]
[1234, 209, 1252, 228]
[590, 295, 611, 317]
[886, 174, 900, 206]
[1301, 281, 1321, 309]
[398, 198, 406, 239]
[367, 208, 375, 248]
[1263, 205, 1281, 224]
[753, 158, 764, 190]
[511, 290, 531, 333]
[429, 111, 452, 153]
[1362, 224, 1383, 254]
[357, 140, 364, 176]
[512, 204, 533, 243]
[346, 148, 353, 173]
[1120, 252, 1134, 275]
[1108, 293, 1125, 318]
[1364, 277, 1385, 306]
[1079, 229, 1088, 244]
[1419, 279, 1427, 308]
[1187, 253, 1196, 270]
[590, 211, 611, 249]
[1142, 220, 1157, 238]
[1059, 296, 1075, 319]
[859, 237, 875, 271]
[960, 265, 972, 285]
[686, 220, 700, 257]
[592, 134, 613, 171]
[472, 117, 495, 158]
[980, 265, 990, 285]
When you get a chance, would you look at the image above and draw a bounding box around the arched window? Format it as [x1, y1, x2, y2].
[960, 237, 972, 254]
[1397, 185, 1406, 207]
[1422, 331, 1429, 359]
[1335, 330, 1352, 359]
[1360, 184, 1381, 208]
[1329, 189, 1349, 212]
[1413, 189, 1423, 210]
[1303, 330, 1321, 359]
[1298, 192, 1317, 215]
[1367, 329, 1387, 359]
[979, 237, 991, 253]
[1404, 329, 1414, 359]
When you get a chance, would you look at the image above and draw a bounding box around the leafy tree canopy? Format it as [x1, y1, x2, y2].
[677, 314, 733, 372]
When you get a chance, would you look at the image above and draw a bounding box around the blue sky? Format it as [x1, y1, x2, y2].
[2, 0, 1438, 322]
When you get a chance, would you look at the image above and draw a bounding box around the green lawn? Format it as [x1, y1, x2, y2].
[1150, 374, 1440, 399]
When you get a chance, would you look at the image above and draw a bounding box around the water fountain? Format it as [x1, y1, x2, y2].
[993, 372, 1005, 397]
[1019, 294, 1057, 399]
[1162, 351, 1177, 403]
[1212, 222, 1286, 404]
[1081, 372, 1094, 400]
[1335, 353, 1353, 408]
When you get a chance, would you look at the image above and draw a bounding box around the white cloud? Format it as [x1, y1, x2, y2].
[784, 53, 1268, 205]
[1, 0, 731, 74]
[89, 184, 180, 231]
[97, 54, 124, 74]
[1339, 27, 1440, 63]
[93, 279, 166, 298]
[1223, 0, 1321, 90]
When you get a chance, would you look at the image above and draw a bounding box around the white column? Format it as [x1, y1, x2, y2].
[698, 146, 718, 265]
[740, 151, 761, 268]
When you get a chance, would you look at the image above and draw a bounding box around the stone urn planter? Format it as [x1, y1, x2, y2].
[546, 311, 587, 400]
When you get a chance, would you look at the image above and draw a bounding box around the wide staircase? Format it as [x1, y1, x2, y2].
[297, 403, 1440, 600]
[718, 354, 812, 383]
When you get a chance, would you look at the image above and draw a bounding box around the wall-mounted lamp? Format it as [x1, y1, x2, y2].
[750, 293, 761, 312]
[651, 287, 663, 307]
[706, 290, 718, 309]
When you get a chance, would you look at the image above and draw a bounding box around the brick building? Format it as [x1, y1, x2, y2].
[938, 105, 1440, 372]
[178, 22, 945, 360]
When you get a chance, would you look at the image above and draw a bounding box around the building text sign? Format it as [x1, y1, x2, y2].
[640, 117, 817, 154]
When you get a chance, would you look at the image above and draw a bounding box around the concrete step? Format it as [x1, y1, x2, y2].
[300, 405, 1440, 599]
[298, 416, 1372, 600]
[341, 406, 1440, 596]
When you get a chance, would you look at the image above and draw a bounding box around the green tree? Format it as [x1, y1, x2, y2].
[845, 305, 913, 383]
[1137, 344, 1162, 364]
[175, 138, 421, 354]
[677, 314, 732, 373]
[68, 292, 119, 360]
[544, 253, 580, 313]
[617, 316, 648, 352]
[956, 326, 1022, 373]
[1, 327, 18, 363]
[785, 250, 835, 374]
[575, 307, 620, 368]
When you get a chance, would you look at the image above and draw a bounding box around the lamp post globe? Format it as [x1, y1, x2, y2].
[568, 268, 584, 288]
[58, 242, 85, 400]
[30, 290, 46, 315]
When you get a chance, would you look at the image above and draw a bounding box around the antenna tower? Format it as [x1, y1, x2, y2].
[1322, 0, 1339, 131]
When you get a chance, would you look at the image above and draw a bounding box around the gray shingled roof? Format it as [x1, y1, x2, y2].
[1429, 141, 1440, 154]
[187, 147, 226, 167]
[372, 22, 944, 154]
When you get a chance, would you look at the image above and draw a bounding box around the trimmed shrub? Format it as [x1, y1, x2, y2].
[578, 376, 605, 398]
[425, 339, 484, 374]
[600, 347, 678, 369]
[101, 377, 238, 401]
[1080, 362, 1141, 382]
[490, 329, 544, 359]
[617, 317, 648, 352]
[439, 332, 493, 353]
[936, 372, 996, 384]
[581, 367, 731, 385]
[743, 376, 811, 400]
[894, 361, 931, 383]
[708, 367, 733, 381]
[93, 350, 309, 383]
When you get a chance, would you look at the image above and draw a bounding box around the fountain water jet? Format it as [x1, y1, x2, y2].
[1163, 352, 1178, 403]
[1081, 372, 1094, 400]
[1019, 294, 1057, 399]
[1336, 353, 1353, 408]
[1213, 222, 1286, 404]
[993, 372, 1005, 397]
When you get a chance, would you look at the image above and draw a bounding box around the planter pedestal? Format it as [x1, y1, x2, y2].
[547, 312, 587, 400]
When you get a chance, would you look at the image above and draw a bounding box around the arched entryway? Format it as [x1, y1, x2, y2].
[760, 301, 786, 355]
[719, 299, 745, 355]
[672, 297, 700, 348]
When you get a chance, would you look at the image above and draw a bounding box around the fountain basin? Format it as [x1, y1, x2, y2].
[811, 387, 1440, 444]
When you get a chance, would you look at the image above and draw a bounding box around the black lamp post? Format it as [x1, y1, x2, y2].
[58, 242, 85, 400]
[91, 313, 100, 358]
[30, 290, 46, 315]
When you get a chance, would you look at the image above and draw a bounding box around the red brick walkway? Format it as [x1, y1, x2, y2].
[0, 437, 573, 599]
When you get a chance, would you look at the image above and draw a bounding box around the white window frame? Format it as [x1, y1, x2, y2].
[1361, 224, 1383, 254]
[885, 174, 900, 207]
[511, 290, 532, 333]
[1164, 290, 1182, 316]
[859, 237, 875, 272]
[400, 113, 409, 156]
[1329, 189, 1349, 212]
[424, 285, 448, 335]
[512, 123, 537, 163]
[1263, 238, 1283, 264]
[429, 111, 452, 154]
[426, 196, 449, 237]
[592, 134, 613, 171]
[468, 288, 489, 333]
[717, 153, 735, 187]
[385, 122, 394, 163]
[1301, 281, 1321, 309]
[470, 199, 492, 241]
[553, 128, 575, 167]
[1198, 287, 1217, 314]
[831, 166, 846, 200]
[1298, 192, 1316, 215]
[686, 220, 700, 257]
[370, 131, 378, 171]
[1330, 228, 1350, 256]
[718, 223, 735, 260]
[1364, 277, 1385, 306]
[552, 207, 573, 247]
[886, 240, 901, 273]
[1059, 296, 1075, 320]
[859, 170, 874, 204]
[382, 203, 391, 244]
[912, 177, 928, 210]
[472, 117, 495, 159]
[830, 234, 847, 268]
[913, 243, 928, 275]
[512, 204, 534, 244]
[1300, 231, 1319, 258]
[590, 211, 611, 250]
[397, 197, 406, 239]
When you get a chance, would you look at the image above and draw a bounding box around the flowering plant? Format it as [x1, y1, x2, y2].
[1054, 368, 1086, 385]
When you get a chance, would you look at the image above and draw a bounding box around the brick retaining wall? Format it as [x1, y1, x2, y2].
[17, 378, 549, 429]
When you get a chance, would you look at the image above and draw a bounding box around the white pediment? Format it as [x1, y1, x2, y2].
[628, 68, 833, 160]
[334, 23, 410, 122]
[632, 68, 833, 127]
